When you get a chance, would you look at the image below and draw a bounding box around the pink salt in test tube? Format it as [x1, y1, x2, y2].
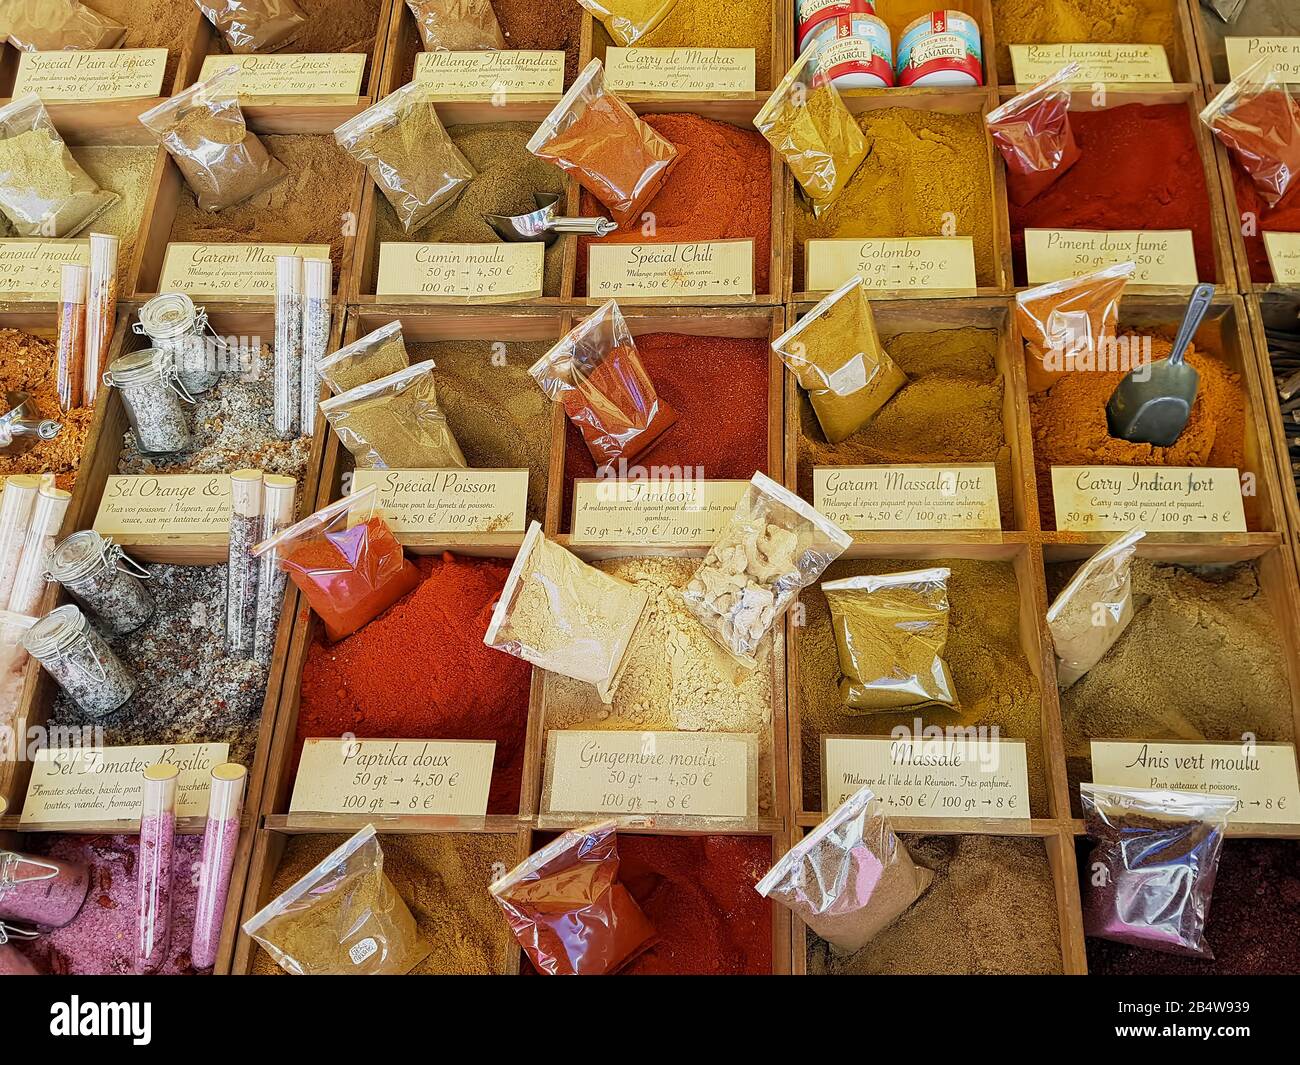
[191, 762, 247, 971]
[135, 762, 179, 974]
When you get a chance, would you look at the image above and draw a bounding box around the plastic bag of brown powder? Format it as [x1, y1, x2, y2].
[3, 0, 126, 50]
[405, 0, 505, 50]
[193, 0, 307, 54]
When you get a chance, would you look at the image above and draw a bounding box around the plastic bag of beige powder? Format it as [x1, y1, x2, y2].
[139, 67, 288, 212]
[574, 0, 681, 46]
[1046, 528, 1144, 688]
[485, 521, 648, 703]
[822, 567, 958, 712]
[756, 785, 932, 955]
[685, 473, 851, 668]
[0, 94, 117, 237]
[3, 0, 126, 50]
[405, 0, 505, 50]
[243, 825, 430, 975]
[316, 321, 411, 395]
[192, 0, 307, 54]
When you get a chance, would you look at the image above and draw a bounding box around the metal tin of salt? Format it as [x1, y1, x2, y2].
[134, 293, 224, 395]
[801, 12, 894, 88]
[896, 10, 983, 87]
[796, 0, 877, 51]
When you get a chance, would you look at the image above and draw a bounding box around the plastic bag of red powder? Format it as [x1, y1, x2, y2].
[490, 821, 656, 975]
[529, 299, 677, 471]
[253, 485, 420, 642]
[1202, 59, 1300, 209]
[986, 63, 1083, 207]
[1081, 784, 1233, 958]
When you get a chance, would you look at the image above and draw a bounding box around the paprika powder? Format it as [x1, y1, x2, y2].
[1230, 164, 1300, 283]
[1202, 66, 1300, 210]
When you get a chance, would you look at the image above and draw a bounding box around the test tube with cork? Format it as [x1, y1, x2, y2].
[55, 263, 87, 412]
[135, 762, 178, 974]
[83, 233, 118, 406]
[253, 474, 296, 663]
[226, 470, 263, 658]
[191, 762, 247, 971]
[301, 258, 330, 436]
[274, 255, 303, 439]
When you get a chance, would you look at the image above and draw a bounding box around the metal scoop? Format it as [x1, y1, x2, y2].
[0, 392, 60, 452]
[484, 193, 617, 245]
[1105, 283, 1215, 448]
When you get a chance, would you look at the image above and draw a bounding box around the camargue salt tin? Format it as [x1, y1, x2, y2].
[800, 10, 894, 89]
[896, 10, 983, 87]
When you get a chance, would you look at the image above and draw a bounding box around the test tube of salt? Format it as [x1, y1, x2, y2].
[0, 475, 42, 608]
[55, 264, 88, 412]
[253, 474, 296, 664]
[6, 485, 72, 617]
[226, 469, 263, 657]
[135, 762, 178, 975]
[191, 762, 246, 971]
[301, 259, 331, 437]
[83, 233, 119, 406]
[274, 255, 303, 439]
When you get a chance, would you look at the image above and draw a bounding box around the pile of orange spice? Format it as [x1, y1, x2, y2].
[0, 328, 94, 489]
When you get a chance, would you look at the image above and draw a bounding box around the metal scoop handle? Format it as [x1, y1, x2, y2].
[1168, 284, 1215, 367]
[548, 217, 618, 236]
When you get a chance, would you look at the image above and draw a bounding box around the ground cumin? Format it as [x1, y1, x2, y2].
[1030, 336, 1247, 529]
[0, 328, 92, 489]
[992, 0, 1177, 82]
[252, 832, 516, 975]
[793, 108, 997, 288]
[797, 328, 1013, 528]
[798, 558, 1047, 816]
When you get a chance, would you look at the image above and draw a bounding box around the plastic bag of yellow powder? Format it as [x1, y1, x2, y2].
[772, 275, 906, 443]
[575, 0, 681, 45]
[822, 567, 958, 712]
[755, 47, 866, 216]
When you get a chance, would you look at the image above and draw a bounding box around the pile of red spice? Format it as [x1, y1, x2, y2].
[1081, 839, 1300, 975]
[561, 331, 771, 527]
[295, 553, 532, 814]
[1009, 104, 1217, 284]
[576, 112, 773, 294]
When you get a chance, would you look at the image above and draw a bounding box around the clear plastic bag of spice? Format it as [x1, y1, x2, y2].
[317, 321, 410, 395]
[243, 825, 431, 975]
[757, 785, 932, 955]
[3, 0, 127, 50]
[0, 94, 117, 238]
[574, 0, 681, 46]
[529, 300, 677, 470]
[986, 63, 1083, 207]
[821, 567, 958, 712]
[526, 59, 678, 229]
[685, 472, 852, 668]
[754, 46, 867, 217]
[335, 83, 476, 234]
[193, 0, 307, 54]
[1201, 58, 1300, 210]
[771, 275, 907, 444]
[1080, 784, 1233, 958]
[405, 0, 505, 50]
[1015, 261, 1135, 394]
[490, 821, 657, 975]
[252, 484, 421, 642]
[320, 359, 467, 471]
[1046, 528, 1144, 688]
[139, 68, 288, 212]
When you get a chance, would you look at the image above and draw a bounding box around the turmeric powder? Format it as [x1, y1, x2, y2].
[992, 0, 1178, 83]
[1030, 336, 1248, 529]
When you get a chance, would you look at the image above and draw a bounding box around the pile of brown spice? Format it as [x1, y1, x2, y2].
[89, 0, 196, 89]
[1030, 337, 1248, 529]
[797, 327, 1013, 527]
[0, 328, 93, 489]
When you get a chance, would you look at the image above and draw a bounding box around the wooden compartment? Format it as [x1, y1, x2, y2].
[783, 297, 1038, 539]
[1185, 0, 1300, 91]
[1247, 292, 1300, 561]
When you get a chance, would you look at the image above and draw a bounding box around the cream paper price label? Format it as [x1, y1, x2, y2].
[569, 478, 747, 545]
[1263, 232, 1300, 283]
[806, 237, 977, 292]
[813, 464, 1001, 531]
[821, 735, 1031, 819]
[588, 240, 754, 298]
[1051, 466, 1247, 533]
[543, 731, 758, 821]
[413, 50, 565, 95]
[350, 469, 528, 534]
[291, 738, 496, 817]
[605, 47, 756, 94]
[13, 48, 167, 100]
[199, 52, 366, 97]
[0, 239, 88, 297]
[159, 243, 330, 297]
[20, 743, 229, 825]
[94, 475, 233, 538]
[377, 242, 543, 301]
[1091, 740, 1300, 826]
[1010, 43, 1172, 84]
[1024, 229, 1198, 285]
[1225, 37, 1300, 81]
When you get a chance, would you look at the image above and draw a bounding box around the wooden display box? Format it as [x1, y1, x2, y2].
[1246, 292, 1300, 563]
[1183, 0, 1296, 92]
[783, 297, 1038, 540]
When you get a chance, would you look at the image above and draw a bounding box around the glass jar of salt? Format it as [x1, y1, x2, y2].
[103, 348, 194, 454]
[0, 849, 90, 929]
[22, 604, 135, 717]
[133, 293, 225, 395]
[47, 530, 154, 635]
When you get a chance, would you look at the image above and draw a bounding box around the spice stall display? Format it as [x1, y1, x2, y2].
[1189, 0, 1300, 87]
